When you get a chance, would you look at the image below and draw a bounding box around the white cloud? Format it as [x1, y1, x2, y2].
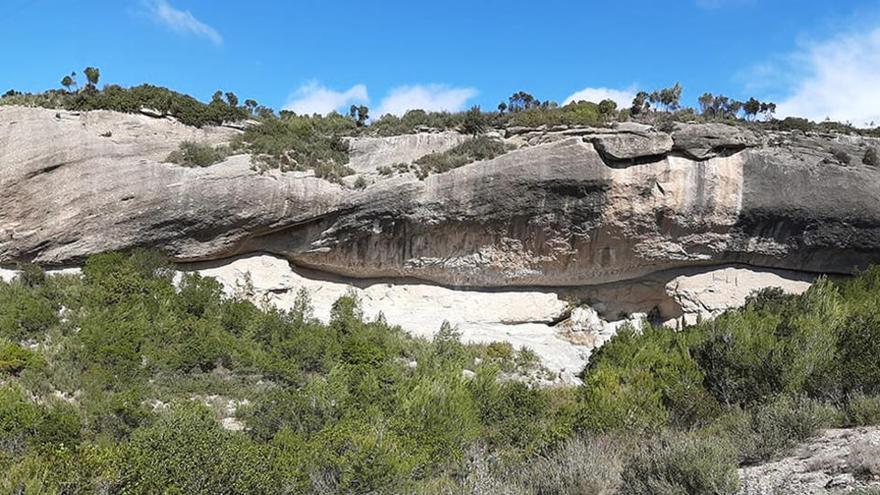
[774, 26, 880, 126]
[376, 85, 478, 116]
[563, 86, 637, 109]
[283, 82, 369, 115]
[147, 0, 223, 45]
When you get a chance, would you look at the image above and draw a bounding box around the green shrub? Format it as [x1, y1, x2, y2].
[120, 402, 275, 494]
[508, 100, 606, 127]
[847, 393, 880, 426]
[235, 113, 355, 181]
[470, 374, 548, 450]
[370, 109, 466, 136]
[392, 371, 481, 468]
[413, 136, 510, 178]
[302, 419, 415, 494]
[743, 395, 839, 462]
[837, 310, 880, 395]
[514, 434, 632, 495]
[578, 324, 716, 433]
[618, 431, 739, 495]
[0, 385, 81, 455]
[166, 141, 230, 167]
[695, 280, 842, 405]
[0, 281, 59, 341]
[1, 84, 248, 127]
[0, 340, 45, 375]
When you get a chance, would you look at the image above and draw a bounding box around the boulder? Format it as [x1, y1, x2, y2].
[672, 122, 759, 159]
[591, 131, 674, 161]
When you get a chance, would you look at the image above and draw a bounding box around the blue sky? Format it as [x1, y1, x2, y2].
[3, 0, 880, 123]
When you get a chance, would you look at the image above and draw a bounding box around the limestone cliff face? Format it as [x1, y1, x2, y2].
[2, 105, 880, 288]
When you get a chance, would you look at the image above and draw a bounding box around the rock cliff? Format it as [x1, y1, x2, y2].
[4, 106, 878, 286]
[2, 105, 879, 376]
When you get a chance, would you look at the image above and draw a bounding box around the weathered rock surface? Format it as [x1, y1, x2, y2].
[592, 130, 674, 161]
[665, 266, 814, 325]
[346, 131, 468, 173]
[672, 122, 760, 159]
[3, 106, 880, 311]
[738, 427, 880, 494]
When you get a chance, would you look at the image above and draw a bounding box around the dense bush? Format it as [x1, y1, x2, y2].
[120, 401, 274, 494]
[619, 431, 740, 495]
[234, 113, 355, 181]
[370, 109, 468, 136]
[577, 324, 717, 432]
[0, 84, 248, 127]
[507, 100, 609, 127]
[865, 147, 880, 166]
[166, 141, 231, 167]
[847, 394, 880, 426]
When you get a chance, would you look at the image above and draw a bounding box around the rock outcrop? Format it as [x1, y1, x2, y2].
[10, 106, 876, 377]
[738, 427, 880, 494]
[2, 105, 879, 324]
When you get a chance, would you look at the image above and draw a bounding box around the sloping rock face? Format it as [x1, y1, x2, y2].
[3, 106, 880, 293]
[738, 427, 880, 494]
[346, 131, 468, 173]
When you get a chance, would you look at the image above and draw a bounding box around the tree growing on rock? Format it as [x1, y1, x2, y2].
[508, 91, 540, 112]
[631, 91, 650, 115]
[83, 67, 100, 88]
[462, 106, 485, 137]
[60, 72, 78, 92]
[744, 97, 761, 120]
[349, 105, 369, 127]
[598, 99, 618, 118]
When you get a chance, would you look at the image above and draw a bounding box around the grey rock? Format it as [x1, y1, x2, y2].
[3, 106, 880, 291]
[591, 131, 674, 161]
[738, 427, 880, 495]
[672, 122, 760, 159]
[346, 131, 468, 173]
[139, 107, 165, 118]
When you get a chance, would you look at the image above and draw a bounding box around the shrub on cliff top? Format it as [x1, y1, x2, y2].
[412, 136, 510, 178]
[166, 141, 230, 168]
[234, 113, 355, 182]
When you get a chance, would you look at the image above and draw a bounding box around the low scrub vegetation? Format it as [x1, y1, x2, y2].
[233, 112, 356, 181]
[166, 141, 231, 167]
[1, 84, 248, 128]
[411, 136, 512, 178]
[3, 252, 880, 493]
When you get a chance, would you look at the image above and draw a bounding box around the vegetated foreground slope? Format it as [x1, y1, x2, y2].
[2, 250, 880, 494]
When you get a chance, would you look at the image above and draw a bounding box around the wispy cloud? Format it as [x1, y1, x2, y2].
[769, 25, 880, 125]
[564, 86, 637, 109]
[376, 85, 478, 116]
[147, 0, 223, 45]
[283, 82, 369, 115]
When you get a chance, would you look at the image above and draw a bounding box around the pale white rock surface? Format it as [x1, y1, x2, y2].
[666, 266, 813, 325]
[181, 254, 592, 382]
[555, 306, 645, 348]
[738, 427, 880, 494]
[346, 132, 468, 173]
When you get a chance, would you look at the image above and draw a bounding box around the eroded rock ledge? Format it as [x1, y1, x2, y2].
[2, 105, 879, 292]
